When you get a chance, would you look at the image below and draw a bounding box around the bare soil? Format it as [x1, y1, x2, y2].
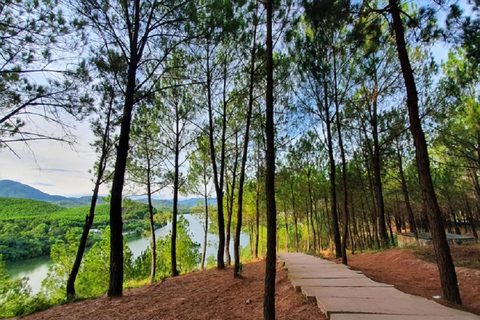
[332, 247, 480, 316]
[16, 260, 326, 320]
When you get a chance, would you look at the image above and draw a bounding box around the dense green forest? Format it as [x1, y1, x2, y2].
[0, 198, 166, 261]
[1, 0, 479, 318]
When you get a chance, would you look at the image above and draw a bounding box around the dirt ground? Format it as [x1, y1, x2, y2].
[16, 260, 326, 320]
[332, 248, 480, 316]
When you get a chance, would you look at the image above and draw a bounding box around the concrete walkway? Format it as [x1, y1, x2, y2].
[278, 253, 480, 320]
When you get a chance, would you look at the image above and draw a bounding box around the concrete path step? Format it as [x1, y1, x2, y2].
[278, 252, 480, 320]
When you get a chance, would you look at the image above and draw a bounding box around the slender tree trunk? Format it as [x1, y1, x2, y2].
[67, 103, 112, 298]
[333, 48, 349, 265]
[255, 144, 261, 258]
[389, 0, 461, 304]
[201, 191, 209, 270]
[108, 55, 139, 297]
[226, 133, 239, 266]
[386, 209, 395, 246]
[371, 84, 389, 247]
[306, 206, 310, 250]
[234, 18, 257, 277]
[206, 46, 225, 269]
[291, 183, 298, 252]
[397, 139, 418, 240]
[323, 77, 341, 258]
[146, 166, 157, 283]
[67, 173, 102, 298]
[171, 106, 180, 277]
[307, 170, 317, 252]
[463, 196, 478, 241]
[362, 142, 380, 248]
[264, 1, 277, 317]
[284, 202, 289, 252]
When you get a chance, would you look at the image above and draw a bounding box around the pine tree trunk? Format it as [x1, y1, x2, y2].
[255, 144, 261, 258]
[171, 108, 180, 277]
[206, 46, 225, 269]
[67, 104, 112, 298]
[371, 85, 389, 247]
[397, 138, 418, 240]
[389, 0, 461, 304]
[292, 183, 298, 252]
[307, 170, 317, 252]
[108, 57, 138, 297]
[234, 18, 257, 277]
[333, 49, 349, 264]
[147, 168, 157, 284]
[201, 191, 209, 270]
[284, 203, 289, 252]
[226, 133, 239, 266]
[264, 0, 276, 318]
[323, 78, 341, 257]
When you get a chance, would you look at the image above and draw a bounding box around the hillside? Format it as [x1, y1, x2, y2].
[0, 180, 104, 207]
[0, 198, 161, 261]
[133, 197, 217, 210]
[12, 260, 324, 320]
[0, 180, 215, 209]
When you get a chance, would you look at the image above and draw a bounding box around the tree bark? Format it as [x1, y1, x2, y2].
[108, 56, 138, 298]
[201, 194, 209, 270]
[255, 143, 261, 258]
[264, 0, 277, 318]
[333, 46, 349, 265]
[371, 83, 389, 247]
[396, 138, 418, 240]
[284, 202, 289, 252]
[389, 0, 461, 304]
[171, 104, 180, 277]
[291, 183, 298, 252]
[234, 17, 257, 277]
[67, 102, 112, 298]
[307, 169, 317, 252]
[206, 45, 225, 269]
[147, 165, 157, 283]
[323, 77, 342, 258]
[226, 133, 239, 266]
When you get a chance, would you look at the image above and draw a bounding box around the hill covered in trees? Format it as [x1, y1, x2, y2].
[0, 198, 165, 261]
[0, 180, 104, 207]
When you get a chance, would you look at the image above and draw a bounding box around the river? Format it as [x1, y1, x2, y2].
[5, 214, 249, 295]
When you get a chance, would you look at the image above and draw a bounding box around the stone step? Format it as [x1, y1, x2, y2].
[279, 253, 480, 320]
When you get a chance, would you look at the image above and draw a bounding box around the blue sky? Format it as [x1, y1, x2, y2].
[0, 1, 465, 198]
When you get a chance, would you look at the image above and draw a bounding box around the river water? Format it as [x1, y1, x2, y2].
[5, 214, 249, 295]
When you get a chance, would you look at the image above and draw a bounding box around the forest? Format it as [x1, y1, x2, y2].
[0, 0, 479, 319]
[0, 197, 166, 261]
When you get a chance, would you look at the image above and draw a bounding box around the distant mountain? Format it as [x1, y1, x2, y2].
[178, 198, 217, 207]
[0, 180, 216, 209]
[128, 196, 217, 209]
[0, 180, 104, 207]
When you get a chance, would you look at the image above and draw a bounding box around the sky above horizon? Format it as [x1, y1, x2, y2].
[0, 120, 177, 198]
[0, 6, 453, 198]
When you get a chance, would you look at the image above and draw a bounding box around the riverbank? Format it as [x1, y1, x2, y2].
[10, 260, 325, 320]
[6, 214, 250, 295]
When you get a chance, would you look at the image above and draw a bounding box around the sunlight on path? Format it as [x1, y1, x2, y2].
[278, 253, 480, 320]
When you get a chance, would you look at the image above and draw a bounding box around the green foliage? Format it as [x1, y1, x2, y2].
[0, 198, 163, 261]
[0, 254, 52, 318]
[1, 0, 91, 149]
[206, 254, 217, 269]
[142, 215, 201, 280]
[42, 227, 136, 300]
